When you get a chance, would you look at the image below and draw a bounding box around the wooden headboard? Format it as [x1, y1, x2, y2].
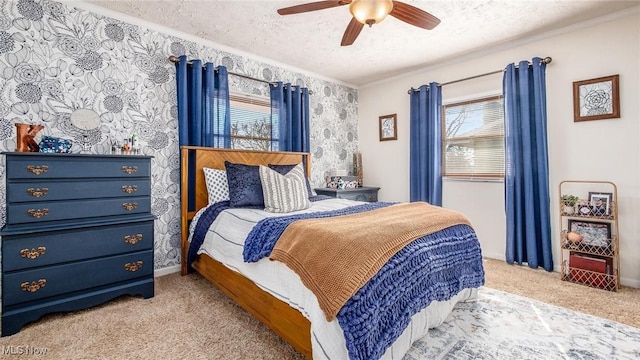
[179, 146, 311, 274]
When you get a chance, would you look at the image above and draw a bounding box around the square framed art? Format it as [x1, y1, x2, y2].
[573, 74, 620, 122]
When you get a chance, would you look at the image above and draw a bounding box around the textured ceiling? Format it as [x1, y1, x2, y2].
[80, 0, 639, 86]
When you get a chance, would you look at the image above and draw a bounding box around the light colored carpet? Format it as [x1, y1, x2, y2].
[0, 258, 638, 359]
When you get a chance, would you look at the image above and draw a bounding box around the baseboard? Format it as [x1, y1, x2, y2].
[620, 277, 640, 288]
[154, 265, 180, 277]
[482, 253, 505, 262]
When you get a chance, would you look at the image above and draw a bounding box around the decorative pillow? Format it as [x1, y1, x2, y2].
[260, 163, 311, 213]
[225, 161, 264, 207]
[203, 167, 229, 204]
[268, 163, 313, 199]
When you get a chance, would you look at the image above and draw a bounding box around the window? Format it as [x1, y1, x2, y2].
[229, 92, 278, 151]
[443, 95, 504, 179]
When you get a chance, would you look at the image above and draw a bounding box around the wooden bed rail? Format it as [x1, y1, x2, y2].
[179, 146, 314, 358]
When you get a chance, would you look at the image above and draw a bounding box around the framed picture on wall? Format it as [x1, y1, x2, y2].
[379, 114, 397, 141]
[573, 74, 620, 122]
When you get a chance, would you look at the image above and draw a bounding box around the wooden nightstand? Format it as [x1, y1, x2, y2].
[314, 186, 380, 202]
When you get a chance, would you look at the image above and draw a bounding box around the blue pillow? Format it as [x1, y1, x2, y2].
[225, 161, 264, 207]
[268, 163, 313, 199]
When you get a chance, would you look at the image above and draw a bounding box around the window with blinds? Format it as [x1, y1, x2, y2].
[443, 95, 504, 179]
[229, 93, 278, 151]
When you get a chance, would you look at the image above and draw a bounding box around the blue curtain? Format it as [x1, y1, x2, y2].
[409, 83, 443, 206]
[503, 57, 553, 271]
[175, 55, 231, 213]
[175, 55, 231, 148]
[270, 82, 310, 152]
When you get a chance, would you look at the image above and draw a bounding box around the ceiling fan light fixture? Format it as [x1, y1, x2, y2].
[349, 0, 394, 26]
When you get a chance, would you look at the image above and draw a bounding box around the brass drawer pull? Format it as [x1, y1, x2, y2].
[124, 261, 143, 272]
[124, 234, 143, 245]
[21, 279, 46, 292]
[122, 166, 138, 174]
[20, 247, 46, 259]
[26, 165, 48, 175]
[122, 203, 138, 211]
[121, 185, 138, 194]
[27, 187, 49, 198]
[27, 208, 49, 218]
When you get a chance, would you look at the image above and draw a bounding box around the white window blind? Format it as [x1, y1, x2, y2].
[229, 93, 278, 151]
[443, 95, 504, 179]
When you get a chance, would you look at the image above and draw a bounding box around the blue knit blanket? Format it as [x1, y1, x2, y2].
[338, 223, 484, 359]
[189, 200, 485, 360]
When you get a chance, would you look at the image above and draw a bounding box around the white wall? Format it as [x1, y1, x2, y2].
[358, 12, 640, 287]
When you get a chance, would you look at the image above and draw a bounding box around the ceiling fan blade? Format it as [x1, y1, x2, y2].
[277, 1, 351, 15]
[341, 17, 364, 46]
[390, 1, 441, 30]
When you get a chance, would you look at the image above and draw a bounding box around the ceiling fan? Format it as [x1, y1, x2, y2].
[277, 0, 440, 46]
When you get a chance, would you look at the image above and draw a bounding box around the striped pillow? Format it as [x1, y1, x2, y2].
[259, 163, 311, 213]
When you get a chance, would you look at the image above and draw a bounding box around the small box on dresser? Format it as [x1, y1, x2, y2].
[1, 152, 155, 336]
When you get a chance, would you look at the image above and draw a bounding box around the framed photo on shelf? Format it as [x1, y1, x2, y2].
[379, 114, 397, 141]
[572, 74, 620, 122]
[588, 192, 612, 216]
[568, 219, 611, 249]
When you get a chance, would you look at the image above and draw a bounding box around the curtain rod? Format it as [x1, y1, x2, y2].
[168, 55, 313, 94]
[407, 56, 552, 94]
[169, 55, 272, 85]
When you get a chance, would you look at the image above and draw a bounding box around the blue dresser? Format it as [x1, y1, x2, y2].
[1, 153, 155, 336]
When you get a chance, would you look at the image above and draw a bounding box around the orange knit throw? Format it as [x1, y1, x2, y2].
[269, 202, 472, 321]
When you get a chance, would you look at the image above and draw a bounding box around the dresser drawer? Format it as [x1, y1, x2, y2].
[2, 250, 153, 306]
[8, 179, 151, 203]
[338, 191, 378, 202]
[7, 196, 151, 224]
[2, 221, 154, 271]
[6, 156, 150, 180]
[315, 187, 380, 202]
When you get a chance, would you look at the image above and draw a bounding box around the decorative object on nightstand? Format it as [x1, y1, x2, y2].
[0, 152, 155, 336]
[353, 152, 363, 187]
[315, 186, 380, 202]
[558, 180, 618, 291]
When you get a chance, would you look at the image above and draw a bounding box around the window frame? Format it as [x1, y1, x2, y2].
[228, 92, 277, 151]
[442, 94, 505, 180]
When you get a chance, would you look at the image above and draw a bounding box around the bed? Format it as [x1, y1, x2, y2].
[180, 146, 484, 359]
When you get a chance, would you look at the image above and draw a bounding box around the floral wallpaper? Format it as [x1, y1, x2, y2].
[0, 0, 359, 270]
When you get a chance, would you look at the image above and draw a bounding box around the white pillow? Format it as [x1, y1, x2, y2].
[259, 163, 311, 213]
[203, 167, 229, 204]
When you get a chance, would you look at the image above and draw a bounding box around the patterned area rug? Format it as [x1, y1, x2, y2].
[405, 287, 640, 360]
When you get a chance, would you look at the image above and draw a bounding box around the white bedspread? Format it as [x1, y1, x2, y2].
[192, 198, 477, 359]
